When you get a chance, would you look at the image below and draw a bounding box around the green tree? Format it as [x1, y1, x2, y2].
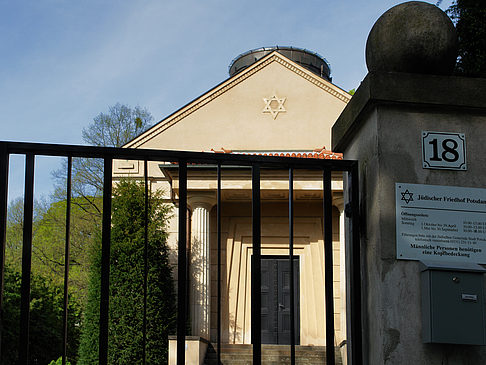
[78, 180, 176, 364]
[53, 103, 153, 210]
[4, 103, 154, 364]
[82, 103, 152, 149]
[48, 104, 153, 275]
[33, 198, 101, 301]
[6, 197, 100, 303]
[5, 197, 50, 270]
[1, 266, 82, 365]
[446, 0, 486, 77]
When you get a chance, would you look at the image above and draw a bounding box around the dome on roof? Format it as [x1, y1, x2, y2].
[229, 46, 332, 81]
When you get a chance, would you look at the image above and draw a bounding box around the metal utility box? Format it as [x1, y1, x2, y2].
[421, 261, 486, 345]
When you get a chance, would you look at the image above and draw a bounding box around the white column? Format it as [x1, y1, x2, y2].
[188, 196, 214, 339]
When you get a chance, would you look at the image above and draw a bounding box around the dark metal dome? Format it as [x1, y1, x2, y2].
[229, 46, 331, 81]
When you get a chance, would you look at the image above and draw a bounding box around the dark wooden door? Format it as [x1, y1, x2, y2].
[260, 256, 300, 344]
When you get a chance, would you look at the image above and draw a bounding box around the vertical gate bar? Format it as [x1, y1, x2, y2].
[323, 169, 335, 365]
[251, 165, 261, 365]
[349, 164, 363, 365]
[143, 159, 149, 365]
[177, 161, 187, 365]
[99, 157, 113, 365]
[289, 168, 296, 365]
[19, 153, 35, 365]
[0, 144, 9, 360]
[217, 164, 222, 364]
[62, 156, 72, 365]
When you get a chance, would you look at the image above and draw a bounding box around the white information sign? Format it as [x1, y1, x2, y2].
[396, 183, 486, 263]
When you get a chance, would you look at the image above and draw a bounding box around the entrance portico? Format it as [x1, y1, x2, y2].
[163, 163, 347, 347]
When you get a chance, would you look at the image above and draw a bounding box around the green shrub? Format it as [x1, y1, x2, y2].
[2, 267, 81, 365]
[49, 356, 72, 365]
[78, 180, 176, 364]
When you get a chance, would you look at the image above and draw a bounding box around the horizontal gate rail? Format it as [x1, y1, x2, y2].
[0, 140, 362, 365]
[2, 141, 357, 169]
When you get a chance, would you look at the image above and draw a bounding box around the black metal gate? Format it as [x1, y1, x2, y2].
[0, 141, 362, 365]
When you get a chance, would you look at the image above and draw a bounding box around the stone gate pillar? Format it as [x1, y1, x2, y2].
[332, 2, 486, 364]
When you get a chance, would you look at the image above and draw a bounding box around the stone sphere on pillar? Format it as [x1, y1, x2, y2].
[366, 1, 458, 75]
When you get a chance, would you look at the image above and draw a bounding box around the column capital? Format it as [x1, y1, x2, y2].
[333, 192, 344, 212]
[188, 193, 216, 211]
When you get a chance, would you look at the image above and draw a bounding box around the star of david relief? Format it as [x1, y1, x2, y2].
[262, 94, 286, 119]
[401, 189, 414, 204]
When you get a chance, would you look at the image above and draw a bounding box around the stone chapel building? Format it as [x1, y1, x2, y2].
[113, 46, 351, 357]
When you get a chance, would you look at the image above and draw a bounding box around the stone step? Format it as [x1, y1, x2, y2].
[203, 344, 342, 365]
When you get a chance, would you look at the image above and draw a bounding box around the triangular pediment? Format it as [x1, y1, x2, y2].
[125, 51, 351, 152]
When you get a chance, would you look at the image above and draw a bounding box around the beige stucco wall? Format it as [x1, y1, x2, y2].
[126, 53, 350, 153]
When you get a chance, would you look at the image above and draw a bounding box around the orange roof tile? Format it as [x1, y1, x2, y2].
[210, 147, 343, 160]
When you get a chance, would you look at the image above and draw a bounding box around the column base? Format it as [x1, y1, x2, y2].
[168, 336, 210, 365]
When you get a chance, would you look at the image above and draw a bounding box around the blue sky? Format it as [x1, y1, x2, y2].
[1, 0, 453, 201]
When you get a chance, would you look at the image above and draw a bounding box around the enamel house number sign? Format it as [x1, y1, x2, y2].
[422, 131, 466, 170]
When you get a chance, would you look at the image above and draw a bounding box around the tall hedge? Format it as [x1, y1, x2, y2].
[78, 180, 176, 364]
